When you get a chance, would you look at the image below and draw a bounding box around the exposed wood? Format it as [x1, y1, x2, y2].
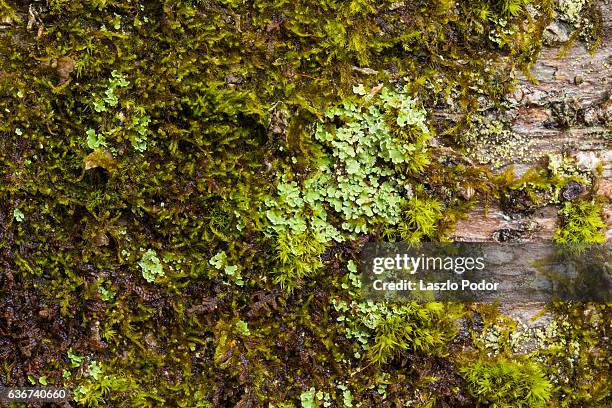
[452, 205, 558, 242]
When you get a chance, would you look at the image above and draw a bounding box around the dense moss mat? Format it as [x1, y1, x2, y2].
[0, 0, 609, 406]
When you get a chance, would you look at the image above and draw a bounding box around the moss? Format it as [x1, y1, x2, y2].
[492, 154, 596, 217]
[1, 0, 603, 406]
[331, 299, 462, 366]
[396, 194, 444, 242]
[460, 358, 552, 407]
[553, 199, 606, 243]
[537, 303, 611, 406]
[273, 230, 328, 291]
[0, 0, 18, 23]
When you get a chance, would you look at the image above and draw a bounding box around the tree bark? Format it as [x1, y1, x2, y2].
[452, 3, 611, 243]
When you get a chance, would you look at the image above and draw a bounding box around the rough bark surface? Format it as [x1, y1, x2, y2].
[453, 3, 611, 244]
[451, 3, 610, 332]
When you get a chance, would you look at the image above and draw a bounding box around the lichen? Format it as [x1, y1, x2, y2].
[138, 249, 164, 283]
[265, 85, 431, 241]
[463, 114, 534, 168]
[555, 0, 603, 51]
[557, 0, 587, 25]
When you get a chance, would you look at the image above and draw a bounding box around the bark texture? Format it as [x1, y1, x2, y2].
[453, 2, 611, 243]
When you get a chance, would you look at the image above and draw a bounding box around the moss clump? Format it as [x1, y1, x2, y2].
[396, 193, 444, 242]
[0, 0, 18, 23]
[274, 230, 328, 290]
[460, 358, 552, 407]
[71, 361, 132, 407]
[332, 299, 461, 365]
[492, 155, 597, 217]
[553, 199, 606, 243]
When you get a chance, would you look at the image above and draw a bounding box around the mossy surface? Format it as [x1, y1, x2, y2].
[0, 0, 608, 407]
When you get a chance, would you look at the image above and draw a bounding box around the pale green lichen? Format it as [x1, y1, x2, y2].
[266, 85, 431, 241]
[89, 70, 151, 152]
[300, 387, 317, 408]
[555, 0, 601, 48]
[138, 249, 164, 283]
[265, 85, 433, 289]
[464, 114, 533, 168]
[208, 250, 227, 269]
[557, 0, 587, 26]
[93, 70, 129, 113]
[13, 208, 25, 222]
[209, 250, 243, 285]
[86, 129, 107, 150]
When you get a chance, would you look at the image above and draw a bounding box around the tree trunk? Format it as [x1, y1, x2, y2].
[452, 3, 611, 244]
[448, 3, 610, 331]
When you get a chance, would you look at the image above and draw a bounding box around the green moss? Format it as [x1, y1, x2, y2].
[460, 358, 552, 407]
[332, 299, 462, 365]
[553, 200, 606, 243]
[536, 303, 611, 406]
[274, 230, 328, 291]
[460, 303, 611, 406]
[71, 361, 132, 407]
[397, 194, 444, 242]
[1, 0, 597, 406]
[0, 0, 18, 23]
